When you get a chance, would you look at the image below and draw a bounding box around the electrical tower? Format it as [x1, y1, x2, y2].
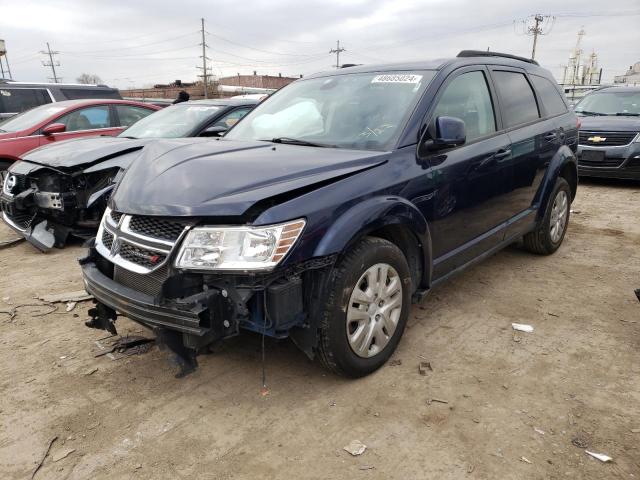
[196, 18, 213, 99]
[40, 42, 60, 83]
[329, 41, 345, 69]
[0, 39, 13, 80]
[517, 14, 555, 60]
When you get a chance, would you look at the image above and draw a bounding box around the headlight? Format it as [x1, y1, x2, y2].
[175, 219, 306, 271]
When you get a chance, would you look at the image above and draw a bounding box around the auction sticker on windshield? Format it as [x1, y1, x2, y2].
[371, 74, 422, 84]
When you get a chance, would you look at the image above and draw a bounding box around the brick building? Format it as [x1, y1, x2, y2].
[121, 74, 300, 101]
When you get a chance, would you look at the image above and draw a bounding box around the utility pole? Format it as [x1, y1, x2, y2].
[329, 40, 345, 69]
[529, 14, 543, 60]
[518, 14, 555, 61]
[41, 42, 60, 83]
[197, 18, 212, 99]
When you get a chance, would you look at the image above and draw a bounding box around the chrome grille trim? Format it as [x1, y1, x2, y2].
[96, 207, 190, 275]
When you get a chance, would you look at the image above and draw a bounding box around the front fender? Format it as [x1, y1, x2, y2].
[535, 145, 577, 219]
[313, 196, 432, 287]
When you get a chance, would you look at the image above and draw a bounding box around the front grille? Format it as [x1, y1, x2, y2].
[110, 210, 123, 224]
[579, 158, 625, 168]
[579, 131, 638, 147]
[119, 242, 167, 269]
[129, 216, 187, 242]
[102, 230, 114, 250]
[114, 264, 169, 297]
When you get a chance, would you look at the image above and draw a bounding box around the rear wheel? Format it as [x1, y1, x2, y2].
[523, 177, 571, 255]
[316, 237, 412, 377]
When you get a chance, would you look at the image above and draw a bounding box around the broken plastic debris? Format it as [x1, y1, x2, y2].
[52, 448, 75, 462]
[418, 361, 432, 375]
[520, 456, 532, 464]
[344, 440, 367, 456]
[512, 323, 534, 333]
[534, 427, 545, 435]
[66, 301, 77, 312]
[585, 450, 612, 462]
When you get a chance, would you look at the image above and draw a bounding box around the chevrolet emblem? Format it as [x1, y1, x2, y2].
[587, 136, 607, 143]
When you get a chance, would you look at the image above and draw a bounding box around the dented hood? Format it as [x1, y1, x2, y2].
[111, 138, 388, 217]
[21, 136, 153, 170]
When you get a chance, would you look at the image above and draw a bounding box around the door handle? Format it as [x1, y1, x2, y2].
[493, 149, 511, 159]
[544, 132, 558, 142]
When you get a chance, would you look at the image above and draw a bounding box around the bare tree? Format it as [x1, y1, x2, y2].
[76, 73, 103, 84]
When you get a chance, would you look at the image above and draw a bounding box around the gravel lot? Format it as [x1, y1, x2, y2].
[1, 178, 639, 480]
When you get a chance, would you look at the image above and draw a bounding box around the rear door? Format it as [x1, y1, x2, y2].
[489, 68, 556, 231]
[419, 67, 513, 278]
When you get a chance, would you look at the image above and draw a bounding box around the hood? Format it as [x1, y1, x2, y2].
[112, 138, 388, 217]
[21, 136, 153, 170]
[579, 115, 640, 132]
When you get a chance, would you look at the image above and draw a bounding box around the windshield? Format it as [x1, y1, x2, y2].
[0, 104, 68, 132]
[575, 90, 640, 116]
[225, 71, 436, 150]
[119, 103, 223, 138]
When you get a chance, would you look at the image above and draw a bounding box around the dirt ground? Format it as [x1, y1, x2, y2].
[1, 178, 639, 480]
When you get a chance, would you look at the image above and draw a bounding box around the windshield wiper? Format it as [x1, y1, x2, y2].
[576, 110, 607, 116]
[614, 112, 640, 116]
[268, 137, 336, 148]
[119, 136, 138, 139]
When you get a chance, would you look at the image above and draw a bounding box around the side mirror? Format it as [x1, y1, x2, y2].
[42, 123, 66, 135]
[427, 116, 466, 150]
[200, 125, 228, 137]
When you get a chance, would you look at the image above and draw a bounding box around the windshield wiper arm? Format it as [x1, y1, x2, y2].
[269, 137, 336, 148]
[614, 112, 640, 116]
[576, 110, 607, 116]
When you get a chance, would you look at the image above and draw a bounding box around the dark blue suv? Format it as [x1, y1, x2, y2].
[80, 51, 579, 377]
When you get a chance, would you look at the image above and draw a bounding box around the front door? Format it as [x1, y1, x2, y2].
[40, 104, 122, 146]
[417, 68, 513, 279]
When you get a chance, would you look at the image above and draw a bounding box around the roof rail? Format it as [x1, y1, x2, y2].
[457, 50, 539, 66]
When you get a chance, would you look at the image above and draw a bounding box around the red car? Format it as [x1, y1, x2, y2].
[0, 99, 159, 170]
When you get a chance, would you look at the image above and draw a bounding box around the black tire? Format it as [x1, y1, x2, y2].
[316, 236, 412, 377]
[523, 177, 571, 255]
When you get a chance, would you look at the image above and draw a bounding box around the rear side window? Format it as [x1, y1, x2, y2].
[60, 88, 121, 100]
[431, 71, 496, 142]
[114, 105, 154, 127]
[0, 88, 52, 114]
[492, 71, 540, 128]
[530, 75, 567, 116]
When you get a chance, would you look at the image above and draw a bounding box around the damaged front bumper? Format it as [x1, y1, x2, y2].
[80, 244, 335, 359]
[0, 166, 116, 250]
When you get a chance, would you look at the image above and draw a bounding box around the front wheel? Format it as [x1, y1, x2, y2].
[523, 177, 571, 255]
[316, 236, 412, 377]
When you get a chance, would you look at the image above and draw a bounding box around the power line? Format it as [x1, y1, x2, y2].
[329, 40, 345, 68]
[40, 42, 60, 83]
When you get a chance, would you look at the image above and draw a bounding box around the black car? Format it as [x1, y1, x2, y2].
[0, 80, 122, 120]
[80, 51, 578, 377]
[575, 86, 640, 179]
[0, 99, 257, 250]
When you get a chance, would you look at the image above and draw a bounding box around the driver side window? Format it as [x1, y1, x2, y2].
[432, 71, 496, 142]
[54, 105, 111, 132]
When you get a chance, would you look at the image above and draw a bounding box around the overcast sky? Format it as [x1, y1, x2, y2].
[1, 0, 639, 88]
